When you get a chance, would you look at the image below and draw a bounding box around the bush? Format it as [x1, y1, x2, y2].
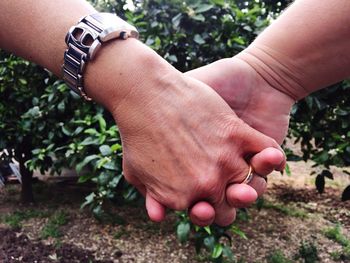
[1, 0, 349, 261]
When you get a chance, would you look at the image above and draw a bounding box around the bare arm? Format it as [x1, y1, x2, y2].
[0, 0, 285, 226]
[0, 0, 95, 76]
[237, 0, 350, 100]
[0, 0, 168, 109]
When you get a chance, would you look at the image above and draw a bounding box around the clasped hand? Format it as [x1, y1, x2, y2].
[87, 40, 293, 227]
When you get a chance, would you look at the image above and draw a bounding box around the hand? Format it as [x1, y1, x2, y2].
[186, 57, 295, 144]
[185, 57, 295, 225]
[85, 40, 285, 226]
[118, 72, 284, 226]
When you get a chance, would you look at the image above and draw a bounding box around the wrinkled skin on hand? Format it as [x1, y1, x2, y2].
[186, 58, 295, 144]
[113, 69, 284, 226]
[184, 57, 295, 225]
[86, 39, 287, 226]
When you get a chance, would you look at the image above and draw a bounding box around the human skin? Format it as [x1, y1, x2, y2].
[0, 0, 285, 226]
[183, 0, 350, 222]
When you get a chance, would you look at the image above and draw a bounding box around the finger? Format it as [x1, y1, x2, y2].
[189, 201, 215, 227]
[236, 122, 283, 156]
[145, 191, 166, 223]
[226, 147, 283, 208]
[250, 147, 286, 174]
[248, 175, 267, 197]
[213, 201, 237, 226]
[226, 183, 258, 208]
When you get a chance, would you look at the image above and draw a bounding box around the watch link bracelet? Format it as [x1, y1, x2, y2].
[62, 13, 139, 101]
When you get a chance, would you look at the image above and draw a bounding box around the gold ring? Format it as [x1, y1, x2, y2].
[242, 165, 254, 184]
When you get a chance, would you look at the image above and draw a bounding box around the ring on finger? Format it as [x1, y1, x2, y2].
[241, 165, 254, 184]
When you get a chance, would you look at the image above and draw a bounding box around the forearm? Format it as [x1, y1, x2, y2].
[237, 0, 350, 100]
[0, 0, 171, 111]
[0, 0, 95, 76]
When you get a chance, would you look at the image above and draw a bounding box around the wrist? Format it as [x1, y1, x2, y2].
[236, 45, 310, 101]
[84, 38, 172, 112]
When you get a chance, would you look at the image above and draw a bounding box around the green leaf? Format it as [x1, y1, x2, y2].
[192, 14, 205, 22]
[81, 193, 96, 208]
[123, 186, 138, 202]
[110, 143, 122, 152]
[195, 4, 214, 13]
[172, 13, 182, 28]
[222, 246, 234, 261]
[177, 222, 190, 243]
[233, 37, 245, 45]
[107, 174, 122, 188]
[84, 128, 98, 135]
[231, 225, 247, 239]
[212, 244, 223, 259]
[99, 145, 112, 156]
[285, 163, 291, 176]
[102, 161, 118, 171]
[78, 173, 95, 184]
[194, 34, 205, 44]
[80, 137, 100, 146]
[167, 55, 178, 63]
[95, 115, 106, 132]
[204, 236, 215, 250]
[57, 101, 65, 112]
[19, 78, 28, 85]
[61, 126, 72, 136]
[76, 154, 100, 173]
[97, 157, 110, 169]
[204, 226, 211, 235]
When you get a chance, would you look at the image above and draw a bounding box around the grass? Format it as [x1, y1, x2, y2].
[266, 250, 292, 263]
[40, 211, 69, 239]
[261, 201, 308, 218]
[1, 209, 49, 229]
[296, 241, 320, 263]
[324, 224, 350, 261]
[324, 224, 350, 247]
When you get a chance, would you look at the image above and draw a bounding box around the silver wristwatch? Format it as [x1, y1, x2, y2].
[62, 13, 139, 101]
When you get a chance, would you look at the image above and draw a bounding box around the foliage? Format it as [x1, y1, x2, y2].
[289, 80, 350, 193]
[1, 209, 49, 229]
[41, 211, 69, 239]
[176, 209, 250, 262]
[0, 0, 349, 261]
[0, 50, 132, 210]
[177, 213, 235, 262]
[267, 250, 292, 263]
[324, 224, 350, 247]
[261, 200, 308, 218]
[324, 224, 350, 261]
[295, 241, 320, 263]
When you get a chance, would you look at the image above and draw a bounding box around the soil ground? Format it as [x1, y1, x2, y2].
[0, 160, 349, 263]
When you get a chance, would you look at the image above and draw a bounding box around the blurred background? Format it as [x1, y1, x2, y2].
[0, 1, 349, 262]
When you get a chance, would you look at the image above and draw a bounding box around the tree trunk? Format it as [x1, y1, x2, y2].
[19, 159, 34, 204]
[17, 137, 34, 204]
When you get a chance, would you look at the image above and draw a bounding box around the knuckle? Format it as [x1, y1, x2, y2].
[197, 175, 220, 196]
[167, 198, 190, 211]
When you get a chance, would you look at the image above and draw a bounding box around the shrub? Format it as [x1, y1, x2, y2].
[1, 0, 349, 261]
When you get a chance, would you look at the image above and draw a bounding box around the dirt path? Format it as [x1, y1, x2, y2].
[0, 160, 349, 263]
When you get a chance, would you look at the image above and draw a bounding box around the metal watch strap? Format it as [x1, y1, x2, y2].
[62, 13, 139, 101]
